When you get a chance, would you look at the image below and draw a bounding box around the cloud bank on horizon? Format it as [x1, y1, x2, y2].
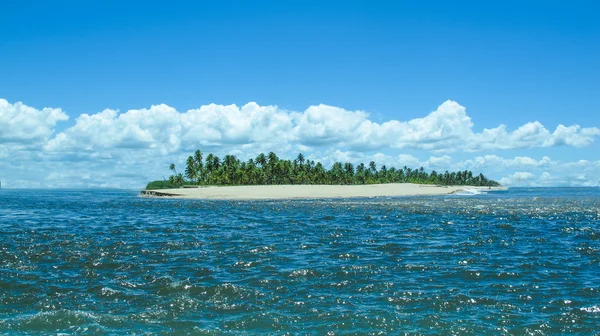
[1, 98, 599, 188]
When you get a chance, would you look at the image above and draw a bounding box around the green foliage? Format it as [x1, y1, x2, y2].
[145, 180, 176, 190]
[161, 150, 501, 187]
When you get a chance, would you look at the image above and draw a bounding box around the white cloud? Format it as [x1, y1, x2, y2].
[546, 125, 600, 147]
[453, 155, 600, 187]
[397, 154, 422, 168]
[463, 155, 553, 170]
[426, 155, 454, 169]
[46, 105, 182, 154]
[499, 172, 537, 186]
[34, 99, 600, 156]
[1, 97, 600, 188]
[0, 98, 68, 146]
[293, 104, 366, 146]
[471, 122, 600, 151]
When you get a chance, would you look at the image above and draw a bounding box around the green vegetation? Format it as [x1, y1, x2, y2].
[147, 149, 500, 189]
[145, 180, 177, 190]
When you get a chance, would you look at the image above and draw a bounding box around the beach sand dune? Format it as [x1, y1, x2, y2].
[142, 183, 506, 200]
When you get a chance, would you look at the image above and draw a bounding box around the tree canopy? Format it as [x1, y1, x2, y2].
[146, 149, 500, 189]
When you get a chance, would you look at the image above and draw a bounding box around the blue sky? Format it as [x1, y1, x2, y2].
[1, 0, 599, 187]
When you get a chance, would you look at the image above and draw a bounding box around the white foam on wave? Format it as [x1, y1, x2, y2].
[453, 189, 487, 196]
[580, 305, 600, 313]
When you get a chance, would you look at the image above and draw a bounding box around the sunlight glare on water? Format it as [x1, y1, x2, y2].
[1, 188, 599, 334]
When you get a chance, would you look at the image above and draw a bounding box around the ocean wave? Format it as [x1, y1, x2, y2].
[580, 305, 600, 313]
[3, 188, 600, 334]
[452, 188, 488, 196]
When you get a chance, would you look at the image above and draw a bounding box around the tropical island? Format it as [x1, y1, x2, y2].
[143, 150, 503, 199]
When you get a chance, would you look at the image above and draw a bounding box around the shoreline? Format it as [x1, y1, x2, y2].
[141, 183, 507, 200]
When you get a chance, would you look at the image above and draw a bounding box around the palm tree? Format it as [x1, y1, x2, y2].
[344, 162, 354, 184]
[204, 154, 216, 184]
[175, 173, 184, 186]
[194, 150, 204, 184]
[330, 162, 344, 184]
[222, 154, 239, 185]
[194, 150, 203, 166]
[162, 149, 500, 187]
[369, 161, 377, 179]
[314, 162, 326, 184]
[356, 163, 366, 184]
[256, 153, 267, 167]
[267, 152, 279, 166]
[267, 152, 279, 184]
[397, 169, 405, 183]
[185, 156, 197, 183]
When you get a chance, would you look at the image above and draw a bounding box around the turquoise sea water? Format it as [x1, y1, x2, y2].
[1, 188, 599, 334]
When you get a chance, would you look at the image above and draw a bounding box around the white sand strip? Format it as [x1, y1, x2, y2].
[142, 183, 507, 200]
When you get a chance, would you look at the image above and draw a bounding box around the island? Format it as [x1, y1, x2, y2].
[142, 150, 504, 199]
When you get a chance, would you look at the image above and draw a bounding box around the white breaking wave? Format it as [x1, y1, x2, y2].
[580, 306, 600, 313]
[453, 188, 487, 196]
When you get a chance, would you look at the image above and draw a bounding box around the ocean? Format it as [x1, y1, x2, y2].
[1, 188, 599, 334]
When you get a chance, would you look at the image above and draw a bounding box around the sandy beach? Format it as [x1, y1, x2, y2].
[142, 183, 507, 200]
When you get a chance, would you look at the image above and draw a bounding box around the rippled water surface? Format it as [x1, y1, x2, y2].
[1, 188, 599, 334]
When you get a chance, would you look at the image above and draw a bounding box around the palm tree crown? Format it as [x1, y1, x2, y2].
[153, 149, 500, 189]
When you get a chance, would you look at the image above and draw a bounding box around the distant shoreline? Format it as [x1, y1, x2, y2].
[141, 183, 508, 200]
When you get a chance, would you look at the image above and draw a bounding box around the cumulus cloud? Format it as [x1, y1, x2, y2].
[0, 98, 68, 146]
[446, 155, 599, 187]
[463, 155, 553, 170]
[46, 105, 182, 154]
[1, 97, 600, 187]
[426, 155, 454, 169]
[472, 122, 600, 151]
[290, 100, 476, 151]
[499, 172, 537, 186]
[31, 99, 600, 156]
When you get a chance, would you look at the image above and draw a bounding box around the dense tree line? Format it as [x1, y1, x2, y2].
[146, 150, 500, 189]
